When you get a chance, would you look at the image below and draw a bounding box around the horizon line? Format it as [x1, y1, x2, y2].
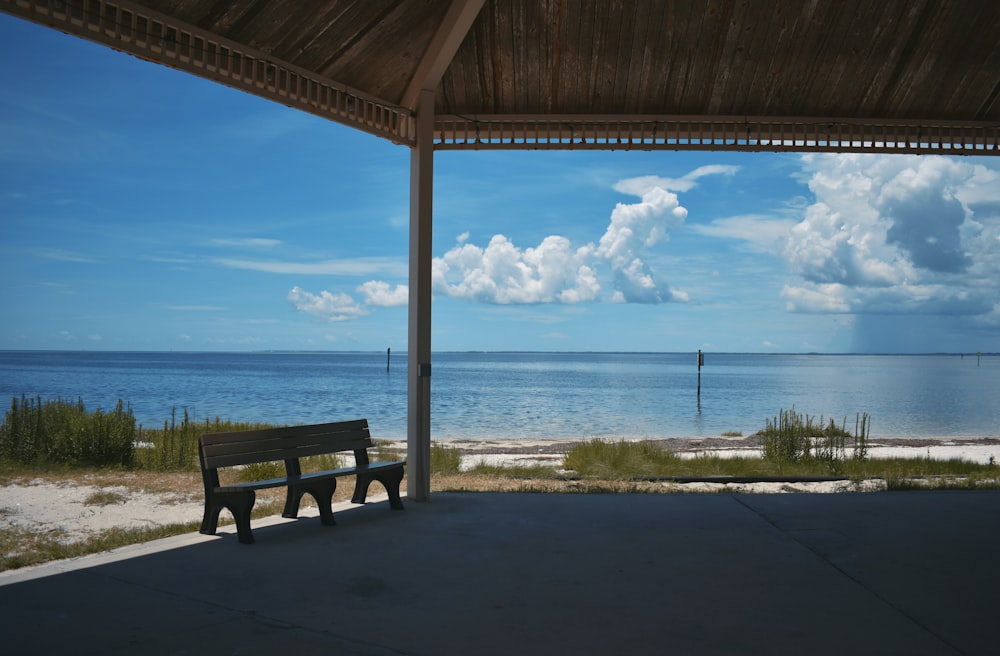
[1, 349, 996, 357]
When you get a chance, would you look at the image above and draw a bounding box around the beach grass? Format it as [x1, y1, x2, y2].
[2, 399, 995, 486]
[134, 409, 276, 472]
[431, 442, 463, 474]
[465, 461, 562, 478]
[563, 438, 682, 478]
[561, 439, 999, 482]
[759, 407, 871, 463]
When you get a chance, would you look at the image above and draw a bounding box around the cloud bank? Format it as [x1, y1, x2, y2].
[781, 155, 1000, 323]
[286, 154, 1000, 351]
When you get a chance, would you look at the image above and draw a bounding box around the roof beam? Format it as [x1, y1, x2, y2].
[400, 0, 485, 112]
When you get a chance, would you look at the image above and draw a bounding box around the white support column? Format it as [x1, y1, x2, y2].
[407, 88, 435, 501]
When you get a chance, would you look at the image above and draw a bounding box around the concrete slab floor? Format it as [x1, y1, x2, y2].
[1, 491, 997, 655]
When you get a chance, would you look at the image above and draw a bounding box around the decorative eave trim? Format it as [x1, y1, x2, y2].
[434, 114, 1000, 155]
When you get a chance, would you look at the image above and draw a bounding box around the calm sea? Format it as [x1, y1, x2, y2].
[0, 351, 997, 440]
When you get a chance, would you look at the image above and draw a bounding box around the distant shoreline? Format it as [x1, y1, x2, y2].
[1, 348, 998, 356]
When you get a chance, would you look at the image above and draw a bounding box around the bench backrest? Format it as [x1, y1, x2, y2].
[199, 419, 374, 473]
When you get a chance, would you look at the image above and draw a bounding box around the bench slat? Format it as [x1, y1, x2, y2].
[202, 432, 371, 456]
[201, 419, 369, 446]
[204, 440, 370, 469]
[202, 433, 371, 456]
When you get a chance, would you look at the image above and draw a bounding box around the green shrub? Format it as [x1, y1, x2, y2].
[0, 395, 136, 467]
[758, 408, 870, 465]
[0, 397, 282, 472]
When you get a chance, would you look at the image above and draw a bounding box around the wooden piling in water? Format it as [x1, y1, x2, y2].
[697, 350, 703, 398]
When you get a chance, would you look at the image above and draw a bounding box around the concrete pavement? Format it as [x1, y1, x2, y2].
[1, 490, 997, 655]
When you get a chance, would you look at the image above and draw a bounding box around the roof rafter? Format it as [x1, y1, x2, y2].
[400, 0, 485, 112]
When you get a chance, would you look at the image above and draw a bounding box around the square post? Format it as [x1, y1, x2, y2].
[407, 88, 434, 500]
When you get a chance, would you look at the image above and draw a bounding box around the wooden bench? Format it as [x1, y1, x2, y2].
[198, 419, 405, 544]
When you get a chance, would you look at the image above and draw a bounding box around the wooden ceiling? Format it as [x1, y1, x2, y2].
[4, 0, 999, 153]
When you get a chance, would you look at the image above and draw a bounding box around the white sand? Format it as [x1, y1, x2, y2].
[0, 480, 204, 544]
[674, 443, 999, 464]
[867, 443, 998, 464]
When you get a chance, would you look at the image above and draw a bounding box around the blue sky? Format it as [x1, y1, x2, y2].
[2, 15, 999, 354]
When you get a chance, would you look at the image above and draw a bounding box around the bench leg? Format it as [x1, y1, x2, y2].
[283, 478, 338, 526]
[201, 490, 257, 544]
[200, 499, 225, 536]
[352, 466, 405, 510]
[232, 492, 257, 544]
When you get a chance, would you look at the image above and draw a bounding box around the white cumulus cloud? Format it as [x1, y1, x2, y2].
[593, 179, 690, 302]
[433, 234, 600, 304]
[288, 286, 367, 321]
[358, 281, 408, 307]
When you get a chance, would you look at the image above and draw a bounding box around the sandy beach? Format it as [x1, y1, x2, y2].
[433, 434, 1000, 469]
[2, 435, 998, 546]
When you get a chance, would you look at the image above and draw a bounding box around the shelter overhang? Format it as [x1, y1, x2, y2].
[4, 0, 999, 156]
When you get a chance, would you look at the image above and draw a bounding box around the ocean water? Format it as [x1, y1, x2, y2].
[0, 351, 997, 440]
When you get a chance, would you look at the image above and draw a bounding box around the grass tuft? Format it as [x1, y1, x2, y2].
[83, 490, 128, 506]
[431, 442, 462, 475]
[563, 439, 681, 478]
[464, 461, 561, 478]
